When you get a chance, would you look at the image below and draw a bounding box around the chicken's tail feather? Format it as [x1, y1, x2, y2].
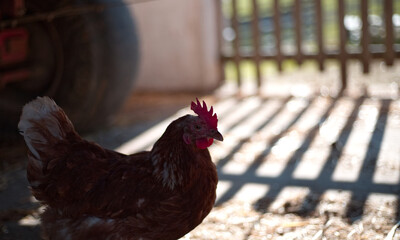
[18, 96, 76, 160]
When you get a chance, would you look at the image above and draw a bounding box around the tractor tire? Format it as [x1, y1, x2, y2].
[0, 0, 139, 140]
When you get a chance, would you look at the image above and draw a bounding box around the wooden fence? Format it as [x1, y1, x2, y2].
[217, 0, 400, 91]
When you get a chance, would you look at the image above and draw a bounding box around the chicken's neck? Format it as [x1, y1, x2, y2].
[150, 118, 210, 190]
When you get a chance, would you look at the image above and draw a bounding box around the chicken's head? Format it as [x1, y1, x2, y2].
[183, 98, 223, 149]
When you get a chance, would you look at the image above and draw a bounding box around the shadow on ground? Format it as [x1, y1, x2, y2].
[1, 92, 399, 239]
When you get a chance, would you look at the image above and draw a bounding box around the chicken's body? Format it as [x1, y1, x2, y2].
[18, 97, 222, 240]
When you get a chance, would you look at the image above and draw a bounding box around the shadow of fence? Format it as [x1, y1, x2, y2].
[213, 94, 399, 222]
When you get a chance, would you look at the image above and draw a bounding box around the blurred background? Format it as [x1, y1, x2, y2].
[1, 0, 400, 239]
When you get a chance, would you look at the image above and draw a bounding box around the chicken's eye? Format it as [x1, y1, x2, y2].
[194, 125, 202, 130]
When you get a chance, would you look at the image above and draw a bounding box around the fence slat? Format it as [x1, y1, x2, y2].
[294, 0, 303, 65]
[273, 0, 283, 72]
[338, 0, 347, 90]
[315, 0, 325, 71]
[251, 0, 262, 87]
[361, 0, 370, 73]
[216, 0, 225, 85]
[384, 0, 394, 66]
[231, 0, 242, 86]
[221, 51, 400, 61]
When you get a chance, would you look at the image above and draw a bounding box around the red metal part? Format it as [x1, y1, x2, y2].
[0, 68, 30, 88]
[0, 28, 29, 66]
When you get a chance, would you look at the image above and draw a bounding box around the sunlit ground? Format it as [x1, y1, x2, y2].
[186, 94, 400, 240]
[1, 60, 400, 239]
[103, 92, 400, 239]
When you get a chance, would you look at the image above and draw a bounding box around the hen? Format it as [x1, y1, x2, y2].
[18, 97, 223, 240]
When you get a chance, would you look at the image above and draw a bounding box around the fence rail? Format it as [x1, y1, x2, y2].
[218, 0, 400, 91]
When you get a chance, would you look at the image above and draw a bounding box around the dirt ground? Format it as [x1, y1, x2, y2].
[1, 66, 400, 239]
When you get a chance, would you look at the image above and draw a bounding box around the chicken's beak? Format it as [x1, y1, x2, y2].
[210, 129, 224, 141]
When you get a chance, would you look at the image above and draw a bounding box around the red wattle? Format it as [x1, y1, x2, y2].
[196, 138, 214, 149]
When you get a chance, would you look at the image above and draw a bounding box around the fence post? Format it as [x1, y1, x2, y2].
[231, 0, 242, 87]
[273, 0, 283, 72]
[338, 0, 347, 91]
[316, 0, 325, 71]
[384, 0, 394, 66]
[251, 0, 262, 87]
[294, 0, 303, 65]
[361, 0, 370, 74]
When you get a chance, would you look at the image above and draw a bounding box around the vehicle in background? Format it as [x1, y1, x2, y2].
[0, 0, 139, 139]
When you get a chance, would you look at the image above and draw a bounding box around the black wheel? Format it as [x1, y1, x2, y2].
[0, 0, 139, 138]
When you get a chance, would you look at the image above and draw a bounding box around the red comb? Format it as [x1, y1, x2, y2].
[191, 98, 218, 129]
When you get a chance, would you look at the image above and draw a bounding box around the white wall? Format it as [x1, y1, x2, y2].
[130, 0, 220, 92]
